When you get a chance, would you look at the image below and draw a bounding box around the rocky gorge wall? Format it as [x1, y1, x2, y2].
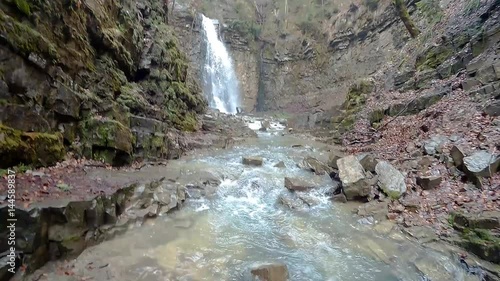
[0, 0, 208, 168]
[170, 0, 414, 125]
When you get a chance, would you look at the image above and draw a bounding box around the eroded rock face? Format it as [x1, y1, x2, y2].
[250, 263, 289, 281]
[0, 177, 190, 276]
[0, 0, 207, 167]
[375, 161, 406, 199]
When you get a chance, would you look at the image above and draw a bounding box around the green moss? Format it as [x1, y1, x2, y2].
[117, 83, 150, 112]
[416, 45, 454, 70]
[14, 0, 31, 16]
[370, 109, 385, 124]
[0, 124, 65, 168]
[460, 228, 500, 263]
[0, 10, 58, 61]
[80, 118, 134, 159]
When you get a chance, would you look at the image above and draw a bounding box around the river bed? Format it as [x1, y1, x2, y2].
[25, 119, 480, 281]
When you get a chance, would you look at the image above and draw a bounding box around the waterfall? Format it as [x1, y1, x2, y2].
[201, 14, 240, 114]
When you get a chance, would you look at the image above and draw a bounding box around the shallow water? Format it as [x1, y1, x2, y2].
[34, 121, 480, 281]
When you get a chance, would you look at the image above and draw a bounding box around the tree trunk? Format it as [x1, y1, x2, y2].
[394, 0, 420, 38]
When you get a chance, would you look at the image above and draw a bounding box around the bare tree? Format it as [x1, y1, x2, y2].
[394, 0, 420, 38]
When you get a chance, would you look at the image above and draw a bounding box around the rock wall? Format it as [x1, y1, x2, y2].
[0, 0, 207, 168]
[171, 0, 408, 120]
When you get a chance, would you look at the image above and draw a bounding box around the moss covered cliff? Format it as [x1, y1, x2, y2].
[0, 0, 207, 167]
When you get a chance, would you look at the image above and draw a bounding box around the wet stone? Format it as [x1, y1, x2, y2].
[243, 156, 264, 166]
[284, 177, 315, 191]
[250, 263, 289, 281]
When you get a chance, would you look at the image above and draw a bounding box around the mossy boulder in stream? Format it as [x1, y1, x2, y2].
[0, 124, 65, 168]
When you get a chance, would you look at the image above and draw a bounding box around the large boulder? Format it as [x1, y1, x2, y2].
[463, 150, 500, 178]
[250, 263, 289, 281]
[337, 156, 371, 200]
[375, 161, 406, 199]
[299, 157, 332, 175]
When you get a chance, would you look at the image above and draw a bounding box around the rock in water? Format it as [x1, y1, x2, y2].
[274, 161, 286, 168]
[260, 120, 271, 131]
[250, 263, 289, 281]
[337, 155, 371, 200]
[299, 157, 332, 175]
[375, 161, 406, 199]
[243, 156, 264, 166]
[284, 177, 315, 191]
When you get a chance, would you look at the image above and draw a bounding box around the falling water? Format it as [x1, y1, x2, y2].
[201, 14, 240, 114]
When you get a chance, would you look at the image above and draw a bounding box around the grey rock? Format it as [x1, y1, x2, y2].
[243, 156, 264, 166]
[358, 216, 375, 225]
[463, 150, 500, 177]
[416, 176, 442, 190]
[299, 157, 332, 175]
[337, 156, 372, 200]
[357, 153, 378, 172]
[423, 135, 448, 155]
[284, 177, 315, 191]
[357, 201, 389, 221]
[327, 151, 343, 169]
[450, 145, 465, 167]
[331, 193, 347, 203]
[250, 263, 289, 281]
[375, 161, 406, 199]
[484, 100, 500, 116]
[274, 161, 286, 168]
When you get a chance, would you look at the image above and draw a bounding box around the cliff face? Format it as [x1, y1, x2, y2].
[0, 0, 207, 167]
[172, 0, 499, 130]
[171, 0, 407, 121]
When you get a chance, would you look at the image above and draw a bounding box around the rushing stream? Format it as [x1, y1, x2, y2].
[32, 118, 482, 281]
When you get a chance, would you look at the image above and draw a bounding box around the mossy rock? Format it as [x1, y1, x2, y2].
[416, 45, 454, 71]
[343, 79, 374, 111]
[0, 10, 58, 61]
[459, 229, 500, 264]
[0, 124, 65, 168]
[79, 118, 134, 165]
[370, 109, 386, 124]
